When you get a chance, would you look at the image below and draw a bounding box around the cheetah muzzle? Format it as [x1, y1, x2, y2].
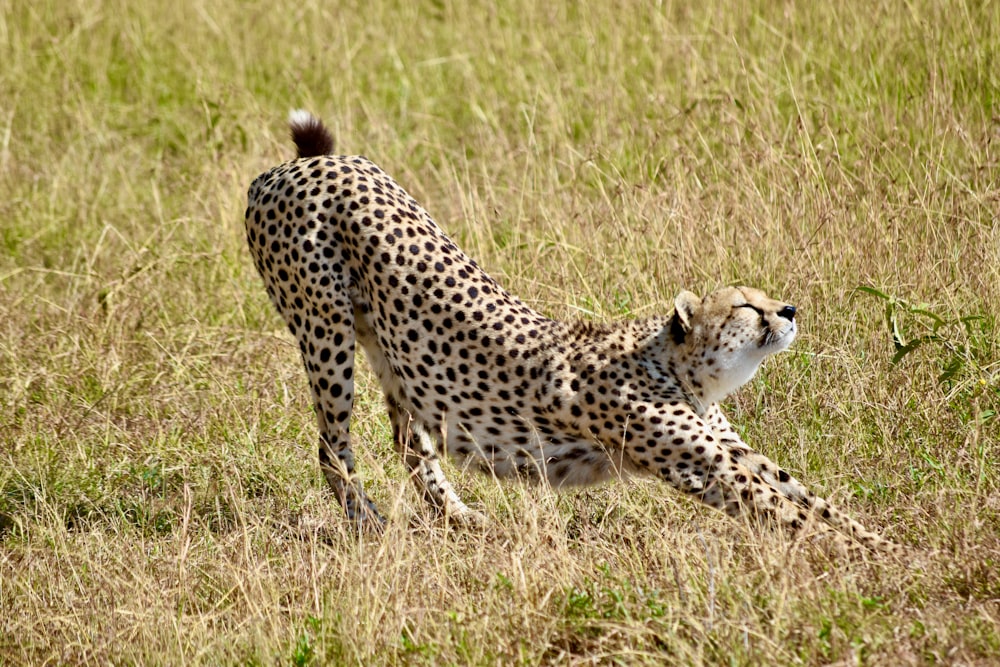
[244, 110, 901, 556]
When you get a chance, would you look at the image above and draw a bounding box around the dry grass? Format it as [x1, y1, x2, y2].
[2, 0, 999, 664]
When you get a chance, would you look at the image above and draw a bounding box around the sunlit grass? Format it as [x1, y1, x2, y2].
[1, 0, 998, 664]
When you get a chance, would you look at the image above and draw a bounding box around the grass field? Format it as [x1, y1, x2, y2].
[2, 0, 999, 663]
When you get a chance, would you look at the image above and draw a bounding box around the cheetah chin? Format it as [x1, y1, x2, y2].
[243, 110, 901, 556]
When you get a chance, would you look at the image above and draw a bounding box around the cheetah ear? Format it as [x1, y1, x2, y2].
[670, 290, 701, 344]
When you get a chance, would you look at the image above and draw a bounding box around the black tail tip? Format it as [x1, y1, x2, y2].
[288, 109, 334, 158]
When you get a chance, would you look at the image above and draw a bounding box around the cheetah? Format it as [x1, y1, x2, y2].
[244, 110, 899, 555]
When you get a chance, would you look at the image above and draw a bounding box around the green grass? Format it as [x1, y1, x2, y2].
[2, 0, 999, 663]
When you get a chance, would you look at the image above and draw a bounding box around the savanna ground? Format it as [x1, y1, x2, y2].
[2, 0, 999, 664]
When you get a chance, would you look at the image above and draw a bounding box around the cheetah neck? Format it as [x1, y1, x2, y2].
[633, 317, 766, 414]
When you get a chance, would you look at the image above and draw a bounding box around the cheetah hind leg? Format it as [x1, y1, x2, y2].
[387, 402, 486, 527]
[316, 415, 386, 532]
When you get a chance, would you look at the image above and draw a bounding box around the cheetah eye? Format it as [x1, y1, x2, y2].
[736, 303, 764, 317]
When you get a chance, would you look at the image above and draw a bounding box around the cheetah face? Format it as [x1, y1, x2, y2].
[671, 286, 797, 403]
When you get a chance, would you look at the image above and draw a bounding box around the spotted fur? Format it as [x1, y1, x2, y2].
[244, 111, 900, 555]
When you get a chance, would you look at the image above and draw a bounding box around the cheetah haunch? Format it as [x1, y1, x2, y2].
[245, 110, 899, 555]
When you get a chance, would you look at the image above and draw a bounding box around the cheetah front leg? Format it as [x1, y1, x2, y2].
[386, 400, 486, 526]
[626, 404, 864, 552]
[704, 405, 901, 555]
[704, 405, 816, 505]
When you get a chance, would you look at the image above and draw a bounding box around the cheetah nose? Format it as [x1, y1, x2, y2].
[777, 305, 797, 322]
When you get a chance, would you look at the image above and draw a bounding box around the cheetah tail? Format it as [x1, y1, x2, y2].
[288, 109, 334, 158]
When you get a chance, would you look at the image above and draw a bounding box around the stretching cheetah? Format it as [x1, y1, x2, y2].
[244, 110, 899, 554]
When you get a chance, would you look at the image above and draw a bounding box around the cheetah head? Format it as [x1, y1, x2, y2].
[669, 286, 797, 405]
